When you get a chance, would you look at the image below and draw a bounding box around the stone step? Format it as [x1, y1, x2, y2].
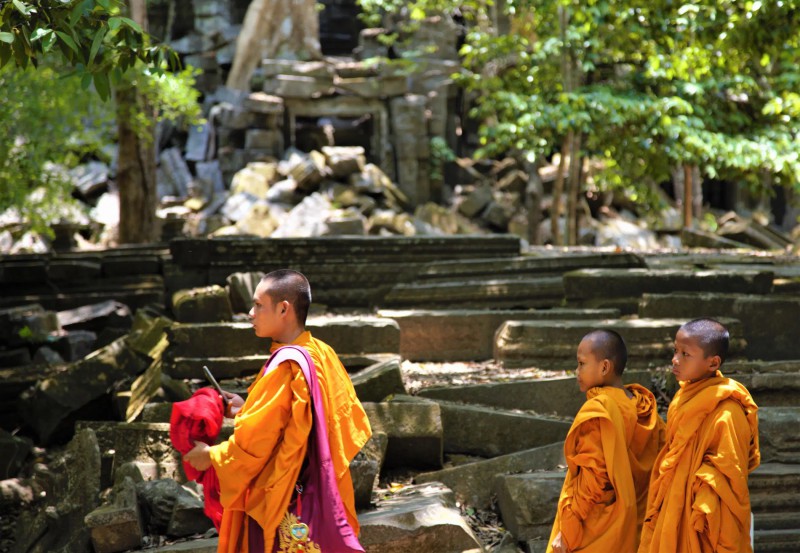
[417, 370, 658, 418]
[494, 318, 744, 369]
[358, 482, 483, 553]
[164, 316, 400, 362]
[414, 442, 565, 509]
[564, 268, 774, 314]
[494, 471, 563, 543]
[755, 512, 800, 531]
[128, 538, 218, 553]
[639, 293, 800, 360]
[726, 371, 800, 407]
[750, 463, 800, 516]
[361, 402, 443, 470]
[754, 529, 800, 553]
[169, 236, 521, 267]
[379, 308, 619, 361]
[391, 395, 571, 457]
[413, 252, 646, 281]
[382, 276, 565, 309]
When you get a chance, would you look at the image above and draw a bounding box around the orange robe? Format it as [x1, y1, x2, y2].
[547, 384, 666, 553]
[638, 372, 760, 553]
[208, 331, 372, 552]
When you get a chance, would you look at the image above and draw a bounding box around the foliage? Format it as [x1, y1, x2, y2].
[358, 0, 800, 212]
[429, 136, 456, 181]
[0, 62, 112, 237]
[0, 0, 179, 100]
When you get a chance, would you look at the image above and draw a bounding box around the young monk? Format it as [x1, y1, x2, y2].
[548, 329, 666, 553]
[183, 269, 372, 552]
[638, 318, 760, 553]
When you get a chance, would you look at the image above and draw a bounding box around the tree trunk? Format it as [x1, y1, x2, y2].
[524, 157, 544, 245]
[551, 139, 568, 245]
[117, 0, 158, 244]
[566, 132, 583, 245]
[227, 0, 322, 91]
[683, 164, 693, 228]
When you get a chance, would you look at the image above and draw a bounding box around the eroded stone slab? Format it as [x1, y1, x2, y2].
[358, 482, 482, 553]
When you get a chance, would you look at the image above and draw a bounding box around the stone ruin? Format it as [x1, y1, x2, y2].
[1, 235, 799, 552]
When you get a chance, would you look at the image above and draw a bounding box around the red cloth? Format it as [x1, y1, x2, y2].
[169, 387, 225, 529]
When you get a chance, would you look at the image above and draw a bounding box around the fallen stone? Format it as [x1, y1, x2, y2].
[0, 429, 32, 479]
[127, 539, 219, 552]
[392, 395, 571, 457]
[113, 423, 185, 482]
[494, 471, 564, 542]
[49, 329, 98, 362]
[358, 482, 483, 553]
[0, 347, 31, 368]
[418, 370, 658, 418]
[457, 185, 493, 217]
[362, 402, 443, 469]
[379, 308, 620, 361]
[564, 268, 774, 313]
[167, 484, 212, 537]
[57, 300, 133, 332]
[172, 285, 233, 323]
[32, 345, 64, 365]
[19, 337, 148, 444]
[322, 145, 366, 178]
[351, 357, 406, 402]
[85, 476, 143, 553]
[639, 293, 800, 360]
[225, 271, 264, 314]
[0, 303, 60, 345]
[494, 318, 745, 369]
[414, 442, 565, 509]
[12, 428, 101, 552]
[350, 432, 388, 509]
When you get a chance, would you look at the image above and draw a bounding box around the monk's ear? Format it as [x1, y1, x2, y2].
[708, 355, 721, 372]
[601, 359, 611, 375]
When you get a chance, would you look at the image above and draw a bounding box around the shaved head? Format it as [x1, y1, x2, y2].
[582, 329, 628, 375]
[261, 269, 312, 326]
[680, 318, 729, 363]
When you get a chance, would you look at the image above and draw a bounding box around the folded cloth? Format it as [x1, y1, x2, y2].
[170, 387, 225, 528]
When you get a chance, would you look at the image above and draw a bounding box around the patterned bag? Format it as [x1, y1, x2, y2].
[261, 345, 365, 553]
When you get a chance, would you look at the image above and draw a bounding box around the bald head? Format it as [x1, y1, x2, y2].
[679, 318, 729, 364]
[261, 269, 312, 326]
[582, 329, 628, 375]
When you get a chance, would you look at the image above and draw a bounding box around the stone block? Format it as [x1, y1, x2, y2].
[494, 318, 745, 369]
[172, 285, 233, 323]
[457, 185, 493, 218]
[350, 432, 388, 509]
[244, 128, 283, 152]
[384, 276, 564, 309]
[758, 407, 800, 464]
[113, 423, 184, 481]
[263, 75, 334, 98]
[639, 293, 800, 360]
[494, 472, 564, 542]
[351, 357, 406, 402]
[19, 338, 148, 444]
[415, 442, 565, 509]
[85, 477, 143, 553]
[57, 300, 133, 332]
[49, 329, 98, 362]
[0, 429, 32, 479]
[362, 402, 443, 469]
[418, 370, 657, 418]
[358, 482, 482, 553]
[379, 308, 619, 361]
[243, 92, 284, 114]
[564, 268, 774, 313]
[225, 271, 265, 315]
[322, 146, 366, 178]
[392, 396, 571, 457]
[168, 485, 212, 537]
[336, 75, 409, 98]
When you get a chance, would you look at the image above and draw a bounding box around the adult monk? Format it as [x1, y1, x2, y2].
[638, 318, 760, 553]
[183, 269, 372, 552]
[548, 329, 666, 553]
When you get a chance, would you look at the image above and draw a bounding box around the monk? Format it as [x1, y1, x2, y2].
[548, 329, 666, 553]
[638, 318, 760, 553]
[183, 269, 372, 552]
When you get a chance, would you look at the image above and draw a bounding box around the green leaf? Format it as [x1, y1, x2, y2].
[42, 31, 57, 52]
[88, 27, 106, 65]
[55, 31, 79, 54]
[30, 28, 53, 42]
[108, 16, 122, 30]
[96, 0, 110, 10]
[93, 71, 110, 100]
[0, 32, 14, 44]
[118, 17, 143, 33]
[0, 42, 12, 67]
[12, 0, 35, 16]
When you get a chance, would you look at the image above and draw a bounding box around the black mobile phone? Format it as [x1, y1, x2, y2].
[203, 365, 229, 407]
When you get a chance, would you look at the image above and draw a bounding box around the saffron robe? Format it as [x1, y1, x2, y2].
[547, 384, 666, 553]
[638, 372, 760, 553]
[208, 331, 372, 552]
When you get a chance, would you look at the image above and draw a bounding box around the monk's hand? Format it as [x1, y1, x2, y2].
[184, 441, 212, 471]
[221, 391, 244, 417]
[551, 531, 568, 553]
